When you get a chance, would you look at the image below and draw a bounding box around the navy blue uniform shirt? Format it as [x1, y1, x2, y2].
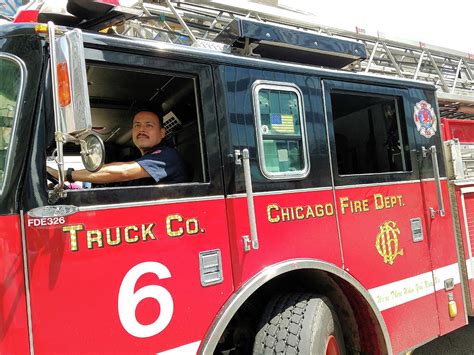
[131, 143, 188, 186]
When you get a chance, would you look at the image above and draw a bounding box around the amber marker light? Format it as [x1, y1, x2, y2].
[448, 293, 458, 318]
[57, 62, 72, 107]
[448, 300, 458, 318]
[34, 24, 49, 34]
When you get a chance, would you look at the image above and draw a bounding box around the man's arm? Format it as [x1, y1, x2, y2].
[47, 161, 151, 184]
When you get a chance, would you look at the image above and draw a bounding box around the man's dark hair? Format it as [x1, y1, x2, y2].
[132, 107, 164, 126]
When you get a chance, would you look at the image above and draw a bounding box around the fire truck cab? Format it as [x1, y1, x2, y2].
[1, 1, 471, 354]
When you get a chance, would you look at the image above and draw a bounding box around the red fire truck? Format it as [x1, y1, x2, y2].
[1, 1, 474, 354]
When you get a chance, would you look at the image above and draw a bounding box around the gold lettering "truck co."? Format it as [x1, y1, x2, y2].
[62, 223, 157, 252]
[267, 203, 335, 223]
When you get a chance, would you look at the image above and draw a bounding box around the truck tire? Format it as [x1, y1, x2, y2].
[253, 293, 345, 355]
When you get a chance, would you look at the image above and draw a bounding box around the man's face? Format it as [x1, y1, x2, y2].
[132, 111, 165, 153]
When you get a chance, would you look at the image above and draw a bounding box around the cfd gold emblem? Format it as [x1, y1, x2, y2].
[375, 221, 404, 265]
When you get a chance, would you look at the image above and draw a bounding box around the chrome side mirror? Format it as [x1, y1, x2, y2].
[80, 133, 105, 172]
[48, 22, 105, 202]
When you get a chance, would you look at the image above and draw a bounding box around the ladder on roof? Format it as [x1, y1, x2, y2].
[122, 1, 474, 114]
[357, 35, 474, 118]
[75, 0, 474, 118]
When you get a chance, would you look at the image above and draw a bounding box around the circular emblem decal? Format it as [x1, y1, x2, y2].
[414, 100, 437, 138]
[375, 221, 404, 265]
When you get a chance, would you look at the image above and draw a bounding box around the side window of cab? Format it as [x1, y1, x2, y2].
[46, 55, 221, 205]
[252, 80, 310, 180]
[48, 64, 206, 185]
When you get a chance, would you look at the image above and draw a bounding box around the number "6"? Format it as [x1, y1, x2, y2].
[118, 262, 174, 338]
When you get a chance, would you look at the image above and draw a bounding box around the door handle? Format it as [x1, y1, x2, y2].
[422, 145, 445, 219]
[235, 149, 259, 251]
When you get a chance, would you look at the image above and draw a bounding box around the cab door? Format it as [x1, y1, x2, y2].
[323, 80, 464, 353]
[0, 52, 30, 355]
[0, 33, 45, 355]
[22, 47, 233, 354]
[217, 66, 342, 289]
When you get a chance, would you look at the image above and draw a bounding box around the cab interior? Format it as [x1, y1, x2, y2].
[56, 63, 207, 185]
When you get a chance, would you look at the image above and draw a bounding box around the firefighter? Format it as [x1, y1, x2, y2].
[47, 111, 189, 186]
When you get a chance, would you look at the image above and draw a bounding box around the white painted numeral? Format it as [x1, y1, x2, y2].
[118, 262, 174, 338]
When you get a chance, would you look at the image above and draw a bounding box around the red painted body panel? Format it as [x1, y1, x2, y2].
[383, 284, 465, 354]
[336, 182, 434, 288]
[0, 215, 29, 355]
[334, 180, 465, 349]
[442, 118, 474, 143]
[13, 180, 466, 354]
[421, 181, 467, 335]
[469, 278, 474, 314]
[436, 284, 466, 335]
[226, 189, 341, 289]
[382, 293, 439, 354]
[454, 187, 474, 315]
[226, 179, 465, 353]
[24, 199, 233, 354]
[441, 117, 474, 317]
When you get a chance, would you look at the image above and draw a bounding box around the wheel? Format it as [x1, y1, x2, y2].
[253, 293, 345, 355]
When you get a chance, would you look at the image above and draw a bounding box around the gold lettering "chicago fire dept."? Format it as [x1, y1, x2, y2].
[267, 203, 334, 223]
[62, 223, 156, 252]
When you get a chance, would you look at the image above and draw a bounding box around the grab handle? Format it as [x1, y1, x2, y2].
[235, 149, 259, 251]
[422, 145, 445, 219]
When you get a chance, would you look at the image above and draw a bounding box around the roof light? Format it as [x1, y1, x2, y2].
[34, 23, 48, 34]
[13, 9, 39, 23]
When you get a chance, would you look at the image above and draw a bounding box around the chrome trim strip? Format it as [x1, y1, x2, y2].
[460, 186, 474, 194]
[226, 177, 447, 197]
[461, 193, 473, 270]
[453, 191, 470, 320]
[199, 259, 392, 354]
[453, 179, 474, 187]
[226, 186, 332, 199]
[335, 177, 445, 190]
[338, 170, 412, 177]
[467, 259, 473, 281]
[321, 80, 345, 267]
[20, 211, 35, 355]
[422, 177, 447, 182]
[0, 53, 27, 196]
[227, 178, 447, 197]
[78, 195, 224, 212]
[251, 80, 310, 180]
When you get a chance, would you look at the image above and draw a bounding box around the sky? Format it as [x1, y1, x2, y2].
[279, 0, 474, 54]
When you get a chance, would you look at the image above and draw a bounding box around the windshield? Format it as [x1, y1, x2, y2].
[0, 55, 23, 188]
